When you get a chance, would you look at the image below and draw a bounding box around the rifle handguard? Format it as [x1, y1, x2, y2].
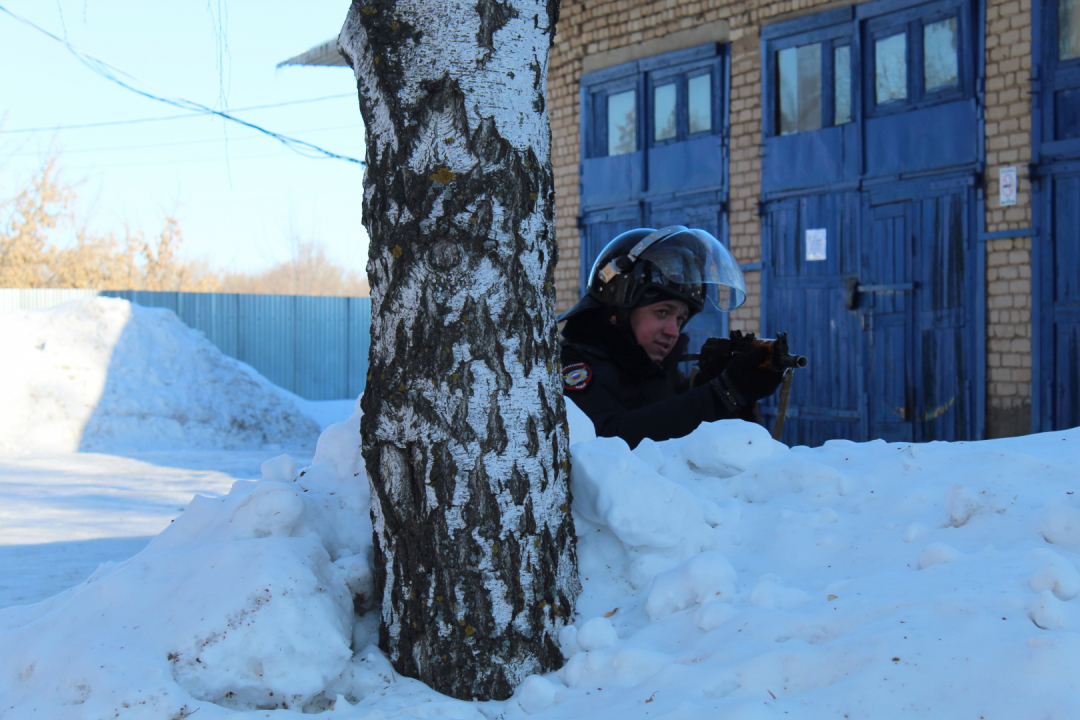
[682, 330, 808, 378]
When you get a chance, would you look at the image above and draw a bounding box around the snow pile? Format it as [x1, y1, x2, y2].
[0, 298, 321, 453]
[3, 397, 1080, 718]
[562, 423, 1080, 719]
[0, 399, 369, 717]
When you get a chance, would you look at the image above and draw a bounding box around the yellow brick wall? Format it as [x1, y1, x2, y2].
[726, 28, 764, 334]
[549, 5, 585, 308]
[983, 0, 1033, 436]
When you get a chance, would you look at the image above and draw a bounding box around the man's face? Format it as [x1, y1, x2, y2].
[628, 299, 690, 362]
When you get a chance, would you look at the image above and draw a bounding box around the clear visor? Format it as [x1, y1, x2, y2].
[639, 229, 747, 312]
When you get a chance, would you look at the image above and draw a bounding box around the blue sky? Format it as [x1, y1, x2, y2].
[0, 1, 367, 276]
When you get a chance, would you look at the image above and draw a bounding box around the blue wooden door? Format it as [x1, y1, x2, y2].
[1049, 173, 1080, 428]
[859, 184, 974, 442]
[912, 188, 971, 440]
[859, 185, 975, 442]
[762, 182, 976, 444]
[1034, 0, 1080, 431]
[861, 198, 916, 442]
[761, 192, 864, 446]
[760, 0, 983, 444]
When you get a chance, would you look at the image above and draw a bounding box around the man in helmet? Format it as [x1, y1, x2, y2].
[559, 226, 783, 448]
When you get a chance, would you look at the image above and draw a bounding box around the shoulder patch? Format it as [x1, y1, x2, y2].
[562, 362, 592, 391]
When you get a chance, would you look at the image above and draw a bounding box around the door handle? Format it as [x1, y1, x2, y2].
[845, 277, 915, 310]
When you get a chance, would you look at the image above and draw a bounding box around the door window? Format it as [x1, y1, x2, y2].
[607, 89, 637, 156]
[1044, 0, 1080, 143]
[1061, 0, 1080, 60]
[765, 0, 970, 135]
[775, 39, 853, 134]
[767, 19, 854, 137]
[778, 44, 824, 134]
[688, 73, 713, 134]
[865, 8, 967, 114]
[835, 45, 853, 124]
[585, 48, 723, 158]
[924, 17, 960, 90]
[653, 83, 677, 141]
[874, 32, 909, 104]
[647, 67, 719, 145]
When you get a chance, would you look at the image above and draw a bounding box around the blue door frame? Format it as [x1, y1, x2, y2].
[759, 0, 987, 444]
[1032, 0, 1080, 431]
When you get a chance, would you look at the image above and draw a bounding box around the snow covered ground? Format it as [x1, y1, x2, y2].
[0, 299, 355, 610]
[0, 450, 301, 608]
[3, 298, 1080, 719]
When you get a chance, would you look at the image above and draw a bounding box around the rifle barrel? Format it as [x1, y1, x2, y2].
[784, 354, 809, 369]
[680, 351, 808, 368]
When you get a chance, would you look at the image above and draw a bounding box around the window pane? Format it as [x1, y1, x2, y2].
[607, 89, 636, 156]
[778, 47, 799, 135]
[835, 45, 852, 124]
[1054, 87, 1080, 138]
[654, 83, 677, 141]
[924, 18, 959, 91]
[875, 32, 908, 105]
[778, 44, 821, 134]
[688, 74, 712, 134]
[797, 43, 823, 132]
[1061, 0, 1080, 61]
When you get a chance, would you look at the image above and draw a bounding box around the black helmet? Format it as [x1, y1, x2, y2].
[558, 226, 746, 322]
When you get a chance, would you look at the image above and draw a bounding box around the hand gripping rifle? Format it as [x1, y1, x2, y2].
[682, 330, 808, 441]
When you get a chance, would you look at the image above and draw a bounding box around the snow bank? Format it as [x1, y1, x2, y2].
[562, 428, 1080, 719]
[0, 298, 321, 453]
[0, 397, 370, 717]
[3, 395, 1080, 719]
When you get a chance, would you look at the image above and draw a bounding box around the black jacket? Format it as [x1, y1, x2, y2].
[560, 310, 741, 448]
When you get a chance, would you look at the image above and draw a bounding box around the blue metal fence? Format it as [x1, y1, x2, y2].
[0, 289, 371, 401]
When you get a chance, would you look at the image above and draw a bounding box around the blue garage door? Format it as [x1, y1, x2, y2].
[861, 182, 973, 442]
[1036, 171, 1080, 430]
[1034, 0, 1080, 430]
[760, 0, 984, 444]
[1050, 175, 1080, 428]
[762, 192, 864, 445]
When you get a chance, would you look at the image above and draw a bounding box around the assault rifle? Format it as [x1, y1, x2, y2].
[683, 330, 807, 380]
[681, 330, 807, 440]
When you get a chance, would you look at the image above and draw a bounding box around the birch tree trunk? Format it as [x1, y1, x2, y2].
[339, 0, 579, 701]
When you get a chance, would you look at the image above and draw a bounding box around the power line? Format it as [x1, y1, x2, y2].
[6, 124, 362, 157]
[0, 4, 365, 166]
[58, 150, 360, 171]
[0, 94, 357, 134]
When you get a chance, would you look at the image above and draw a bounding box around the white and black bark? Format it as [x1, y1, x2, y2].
[339, 0, 578, 701]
